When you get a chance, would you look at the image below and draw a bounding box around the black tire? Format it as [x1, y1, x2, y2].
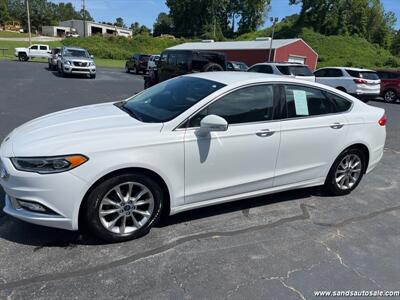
[90, 74, 96, 79]
[125, 65, 130, 73]
[85, 172, 164, 243]
[18, 52, 28, 62]
[324, 148, 366, 196]
[135, 66, 140, 74]
[202, 63, 224, 72]
[383, 89, 397, 103]
[336, 87, 347, 93]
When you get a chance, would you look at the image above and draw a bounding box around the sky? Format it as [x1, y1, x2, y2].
[50, 0, 400, 30]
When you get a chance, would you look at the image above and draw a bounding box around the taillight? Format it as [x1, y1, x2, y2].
[378, 114, 387, 126]
[354, 79, 367, 84]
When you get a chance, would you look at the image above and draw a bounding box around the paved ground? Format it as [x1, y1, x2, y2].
[0, 61, 399, 299]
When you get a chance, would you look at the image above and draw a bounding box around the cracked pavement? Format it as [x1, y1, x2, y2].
[0, 61, 400, 299]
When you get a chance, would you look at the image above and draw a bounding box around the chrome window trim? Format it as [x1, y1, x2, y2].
[173, 81, 354, 131]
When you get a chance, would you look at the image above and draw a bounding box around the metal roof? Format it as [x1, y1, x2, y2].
[167, 39, 301, 51]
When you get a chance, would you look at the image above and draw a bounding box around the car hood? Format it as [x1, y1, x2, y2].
[3, 102, 163, 157]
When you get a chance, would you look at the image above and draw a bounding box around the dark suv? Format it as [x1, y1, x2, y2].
[144, 50, 226, 88]
[377, 70, 400, 103]
[125, 54, 150, 74]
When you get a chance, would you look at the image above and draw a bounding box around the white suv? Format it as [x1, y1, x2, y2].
[248, 62, 315, 82]
[314, 67, 381, 101]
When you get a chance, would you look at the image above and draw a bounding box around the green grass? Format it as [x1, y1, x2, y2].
[94, 58, 125, 68]
[0, 31, 38, 38]
[62, 35, 189, 60]
[238, 28, 400, 69]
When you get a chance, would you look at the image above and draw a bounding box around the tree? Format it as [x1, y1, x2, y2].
[288, 0, 397, 49]
[0, 0, 10, 25]
[114, 17, 125, 28]
[166, 0, 270, 38]
[392, 30, 400, 56]
[153, 12, 173, 36]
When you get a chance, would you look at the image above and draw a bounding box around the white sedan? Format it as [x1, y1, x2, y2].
[0, 72, 386, 242]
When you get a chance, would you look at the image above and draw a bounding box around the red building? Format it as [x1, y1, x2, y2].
[168, 38, 319, 70]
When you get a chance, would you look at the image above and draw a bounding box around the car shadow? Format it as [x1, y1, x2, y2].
[50, 71, 92, 79]
[0, 185, 327, 247]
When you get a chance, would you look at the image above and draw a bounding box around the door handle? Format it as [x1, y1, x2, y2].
[330, 122, 344, 129]
[256, 129, 275, 137]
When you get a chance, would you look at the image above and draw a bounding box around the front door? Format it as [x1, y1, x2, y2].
[184, 84, 281, 204]
[274, 84, 349, 187]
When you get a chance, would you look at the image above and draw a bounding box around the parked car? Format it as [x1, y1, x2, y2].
[0, 72, 386, 242]
[125, 54, 150, 74]
[57, 46, 96, 79]
[14, 44, 51, 61]
[144, 49, 226, 88]
[147, 54, 160, 71]
[248, 62, 316, 82]
[314, 67, 381, 101]
[226, 61, 248, 72]
[48, 47, 61, 71]
[376, 70, 400, 103]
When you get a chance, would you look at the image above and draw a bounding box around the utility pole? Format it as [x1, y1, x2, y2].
[82, 0, 86, 38]
[26, 0, 32, 46]
[268, 17, 279, 62]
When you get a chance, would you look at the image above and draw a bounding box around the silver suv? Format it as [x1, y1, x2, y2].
[58, 47, 96, 79]
[248, 62, 315, 82]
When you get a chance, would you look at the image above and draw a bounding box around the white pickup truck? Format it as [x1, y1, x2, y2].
[15, 44, 51, 61]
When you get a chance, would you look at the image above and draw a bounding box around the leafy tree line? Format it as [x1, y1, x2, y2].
[1, 0, 92, 31]
[154, 0, 271, 39]
[288, 0, 398, 50]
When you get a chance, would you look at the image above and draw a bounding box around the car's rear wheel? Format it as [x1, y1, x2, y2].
[324, 148, 366, 196]
[85, 173, 163, 242]
[383, 89, 397, 103]
[125, 65, 130, 73]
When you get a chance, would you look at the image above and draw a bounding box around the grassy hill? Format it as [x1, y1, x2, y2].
[238, 28, 400, 69]
[1, 28, 398, 69]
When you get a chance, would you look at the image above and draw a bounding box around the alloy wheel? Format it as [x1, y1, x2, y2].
[98, 182, 155, 234]
[334, 154, 362, 190]
[384, 90, 397, 102]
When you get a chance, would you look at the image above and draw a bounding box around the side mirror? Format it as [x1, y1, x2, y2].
[199, 115, 228, 133]
[90, 55, 94, 59]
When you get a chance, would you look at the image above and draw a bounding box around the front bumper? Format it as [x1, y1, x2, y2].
[63, 64, 96, 75]
[0, 157, 88, 231]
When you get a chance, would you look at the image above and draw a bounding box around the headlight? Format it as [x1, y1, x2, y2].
[64, 60, 71, 65]
[11, 155, 88, 174]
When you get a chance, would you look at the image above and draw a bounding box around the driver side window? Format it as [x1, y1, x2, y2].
[188, 85, 276, 127]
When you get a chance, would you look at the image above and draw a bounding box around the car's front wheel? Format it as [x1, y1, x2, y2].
[85, 172, 164, 242]
[324, 148, 366, 196]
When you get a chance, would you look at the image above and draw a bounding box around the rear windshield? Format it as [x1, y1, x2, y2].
[140, 55, 150, 61]
[277, 65, 313, 76]
[346, 70, 379, 80]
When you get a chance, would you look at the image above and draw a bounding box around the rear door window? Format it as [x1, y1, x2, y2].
[40, 46, 47, 51]
[284, 85, 336, 118]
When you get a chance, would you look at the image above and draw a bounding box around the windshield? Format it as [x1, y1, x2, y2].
[346, 70, 379, 80]
[63, 49, 89, 58]
[277, 65, 313, 76]
[122, 77, 226, 123]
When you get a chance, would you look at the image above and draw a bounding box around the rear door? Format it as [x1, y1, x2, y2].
[274, 84, 350, 187]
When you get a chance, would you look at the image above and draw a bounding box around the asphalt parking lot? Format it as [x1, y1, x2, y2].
[0, 60, 399, 299]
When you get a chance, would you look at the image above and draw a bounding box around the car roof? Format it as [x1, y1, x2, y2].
[187, 71, 296, 85]
[318, 67, 375, 72]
